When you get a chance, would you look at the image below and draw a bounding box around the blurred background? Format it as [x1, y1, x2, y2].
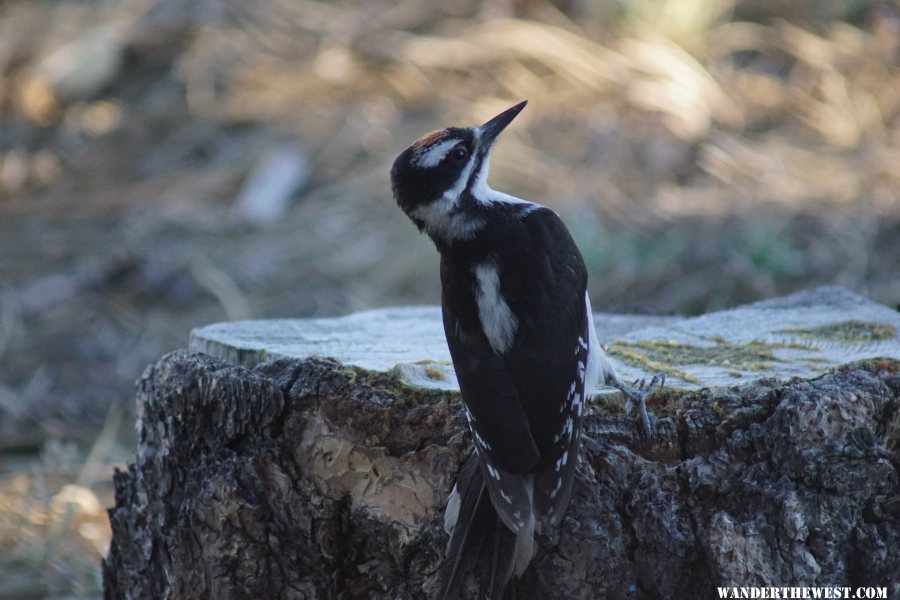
[0, 0, 899, 596]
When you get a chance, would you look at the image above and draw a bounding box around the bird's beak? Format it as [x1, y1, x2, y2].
[478, 100, 527, 149]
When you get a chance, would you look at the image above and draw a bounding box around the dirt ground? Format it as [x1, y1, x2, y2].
[1, 0, 899, 597]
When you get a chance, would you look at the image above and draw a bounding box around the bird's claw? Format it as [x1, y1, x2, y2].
[621, 373, 665, 440]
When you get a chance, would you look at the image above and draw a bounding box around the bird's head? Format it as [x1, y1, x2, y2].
[390, 100, 527, 240]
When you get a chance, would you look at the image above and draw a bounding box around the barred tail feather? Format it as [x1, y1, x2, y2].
[438, 454, 530, 600]
[478, 511, 518, 599]
[438, 456, 491, 599]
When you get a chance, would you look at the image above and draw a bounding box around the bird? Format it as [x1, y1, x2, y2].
[390, 100, 663, 599]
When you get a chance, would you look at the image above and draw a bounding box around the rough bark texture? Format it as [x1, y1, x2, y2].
[104, 351, 900, 599]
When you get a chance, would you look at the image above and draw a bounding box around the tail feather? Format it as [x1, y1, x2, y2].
[511, 512, 536, 577]
[438, 454, 536, 600]
[478, 512, 517, 599]
[437, 457, 492, 599]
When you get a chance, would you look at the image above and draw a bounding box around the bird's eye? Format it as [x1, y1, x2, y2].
[449, 146, 469, 163]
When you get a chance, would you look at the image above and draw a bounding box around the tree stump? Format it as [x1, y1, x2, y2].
[103, 287, 900, 599]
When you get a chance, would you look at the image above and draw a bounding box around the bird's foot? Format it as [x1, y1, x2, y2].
[619, 374, 665, 440]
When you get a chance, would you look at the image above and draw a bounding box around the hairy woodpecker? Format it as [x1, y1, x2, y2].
[390, 101, 663, 598]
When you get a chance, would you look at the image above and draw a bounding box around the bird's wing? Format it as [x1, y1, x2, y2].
[531, 301, 589, 534]
[443, 304, 541, 533]
[503, 207, 590, 533]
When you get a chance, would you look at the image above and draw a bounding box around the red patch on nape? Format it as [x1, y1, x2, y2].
[412, 129, 449, 151]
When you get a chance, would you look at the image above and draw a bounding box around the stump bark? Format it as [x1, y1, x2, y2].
[103, 351, 900, 599]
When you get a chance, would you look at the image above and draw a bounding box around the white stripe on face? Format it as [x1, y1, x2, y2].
[469, 149, 492, 200]
[441, 152, 475, 205]
[413, 139, 460, 168]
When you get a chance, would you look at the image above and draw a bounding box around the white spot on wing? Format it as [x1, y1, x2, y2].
[473, 261, 518, 355]
[486, 463, 501, 480]
[549, 477, 563, 499]
[473, 429, 493, 451]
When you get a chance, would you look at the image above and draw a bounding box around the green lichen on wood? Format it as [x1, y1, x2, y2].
[699, 335, 728, 343]
[359, 363, 458, 409]
[606, 342, 700, 383]
[410, 359, 451, 381]
[606, 337, 806, 383]
[424, 367, 446, 381]
[775, 320, 897, 344]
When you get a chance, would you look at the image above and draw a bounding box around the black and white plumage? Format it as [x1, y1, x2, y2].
[391, 101, 662, 599]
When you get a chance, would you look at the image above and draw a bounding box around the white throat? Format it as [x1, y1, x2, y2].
[471, 150, 536, 208]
